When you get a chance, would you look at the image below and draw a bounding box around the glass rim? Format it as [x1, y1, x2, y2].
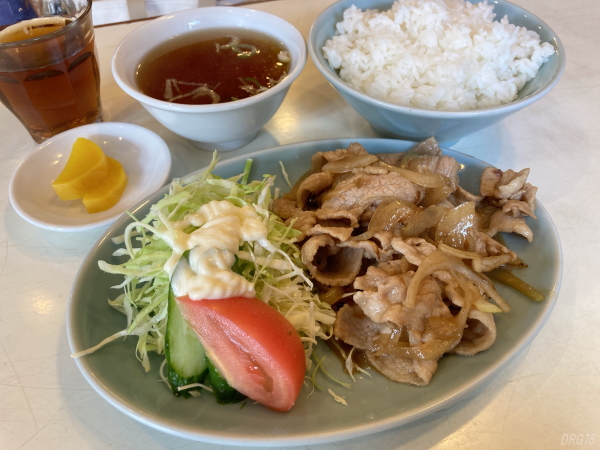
[0, 0, 92, 49]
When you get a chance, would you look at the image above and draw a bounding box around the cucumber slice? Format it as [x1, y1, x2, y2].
[206, 356, 246, 404]
[165, 285, 208, 398]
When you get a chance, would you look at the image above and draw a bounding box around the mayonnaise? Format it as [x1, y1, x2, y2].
[167, 200, 270, 300]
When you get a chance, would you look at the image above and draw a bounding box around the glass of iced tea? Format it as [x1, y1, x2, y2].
[0, 0, 101, 143]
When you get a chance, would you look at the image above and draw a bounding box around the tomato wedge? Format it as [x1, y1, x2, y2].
[176, 296, 306, 412]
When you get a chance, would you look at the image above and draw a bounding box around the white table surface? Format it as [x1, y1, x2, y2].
[1, 0, 598, 449]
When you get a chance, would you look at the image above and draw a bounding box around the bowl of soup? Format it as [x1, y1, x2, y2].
[112, 7, 307, 151]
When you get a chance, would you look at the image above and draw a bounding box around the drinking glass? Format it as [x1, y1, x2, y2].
[0, 0, 102, 143]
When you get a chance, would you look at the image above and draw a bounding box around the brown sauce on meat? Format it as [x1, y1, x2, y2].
[325, 338, 372, 370]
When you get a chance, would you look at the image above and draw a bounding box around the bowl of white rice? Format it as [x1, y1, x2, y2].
[308, 0, 566, 143]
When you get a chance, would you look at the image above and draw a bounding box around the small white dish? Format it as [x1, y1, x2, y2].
[9, 122, 172, 232]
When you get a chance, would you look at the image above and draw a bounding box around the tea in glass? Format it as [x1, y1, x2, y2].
[0, 0, 101, 143]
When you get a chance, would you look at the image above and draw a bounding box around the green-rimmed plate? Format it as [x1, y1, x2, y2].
[67, 139, 562, 446]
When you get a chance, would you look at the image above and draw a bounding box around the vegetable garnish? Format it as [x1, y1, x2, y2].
[178, 296, 306, 411]
[72, 153, 336, 410]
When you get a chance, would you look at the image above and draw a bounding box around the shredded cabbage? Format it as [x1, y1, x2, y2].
[74, 153, 335, 372]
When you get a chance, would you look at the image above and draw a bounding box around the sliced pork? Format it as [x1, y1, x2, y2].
[276, 140, 538, 387]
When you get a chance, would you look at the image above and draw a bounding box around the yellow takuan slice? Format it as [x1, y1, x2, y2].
[82, 157, 128, 214]
[52, 137, 109, 200]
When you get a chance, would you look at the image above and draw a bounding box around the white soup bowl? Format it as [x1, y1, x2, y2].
[112, 7, 307, 151]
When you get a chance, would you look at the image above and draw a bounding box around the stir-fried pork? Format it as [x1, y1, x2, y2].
[320, 172, 424, 212]
[487, 209, 534, 242]
[450, 310, 497, 356]
[301, 234, 364, 286]
[297, 171, 334, 209]
[279, 139, 539, 386]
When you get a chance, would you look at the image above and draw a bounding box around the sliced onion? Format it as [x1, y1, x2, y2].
[440, 271, 474, 328]
[435, 202, 475, 249]
[319, 286, 345, 305]
[419, 184, 454, 207]
[406, 250, 510, 312]
[288, 167, 316, 198]
[473, 297, 503, 313]
[400, 205, 448, 238]
[378, 162, 446, 188]
[438, 243, 480, 259]
[438, 243, 514, 272]
[438, 243, 483, 272]
[374, 337, 453, 360]
[375, 260, 478, 361]
[322, 154, 378, 173]
[368, 199, 418, 233]
[376, 327, 408, 349]
[424, 316, 463, 342]
[475, 254, 515, 272]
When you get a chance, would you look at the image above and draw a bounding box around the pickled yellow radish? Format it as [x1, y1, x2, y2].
[52, 137, 109, 201]
[82, 157, 128, 213]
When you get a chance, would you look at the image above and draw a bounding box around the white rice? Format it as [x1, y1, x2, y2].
[322, 0, 555, 111]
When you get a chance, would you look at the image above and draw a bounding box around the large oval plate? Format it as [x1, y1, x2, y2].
[67, 139, 562, 446]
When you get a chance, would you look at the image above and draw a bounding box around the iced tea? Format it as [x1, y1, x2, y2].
[0, 1, 101, 143]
